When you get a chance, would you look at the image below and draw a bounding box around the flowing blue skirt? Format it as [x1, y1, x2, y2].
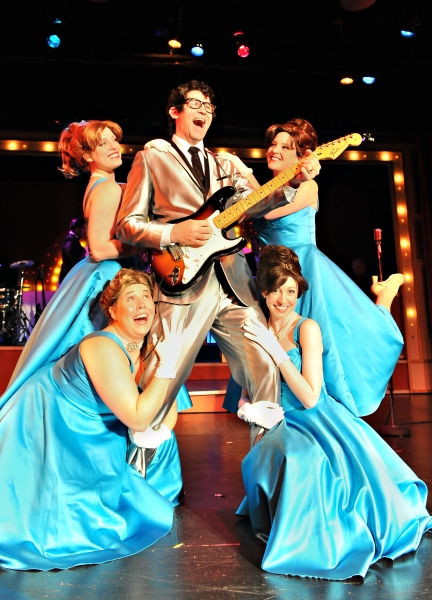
[237, 392, 432, 579]
[0, 356, 175, 571]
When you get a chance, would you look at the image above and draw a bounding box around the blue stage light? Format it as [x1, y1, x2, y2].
[191, 44, 204, 57]
[47, 17, 62, 49]
[47, 34, 61, 49]
[401, 30, 415, 37]
[362, 76, 376, 84]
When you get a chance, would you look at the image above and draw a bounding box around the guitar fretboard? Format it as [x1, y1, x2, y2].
[214, 161, 302, 230]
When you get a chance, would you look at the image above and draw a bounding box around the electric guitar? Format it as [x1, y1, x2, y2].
[150, 133, 362, 295]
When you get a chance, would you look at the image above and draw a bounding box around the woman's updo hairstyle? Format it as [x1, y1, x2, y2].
[256, 245, 309, 298]
[265, 118, 318, 158]
[58, 120, 123, 179]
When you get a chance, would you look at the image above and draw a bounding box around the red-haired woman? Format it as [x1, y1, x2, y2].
[1, 121, 191, 501]
[5, 120, 139, 400]
[225, 118, 404, 419]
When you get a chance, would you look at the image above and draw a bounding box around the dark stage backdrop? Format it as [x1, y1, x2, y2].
[0, 154, 134, 287]
[0, 153, 397, 288]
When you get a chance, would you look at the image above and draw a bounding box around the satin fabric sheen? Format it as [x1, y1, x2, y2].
[0, 332, 182, 571]
[237, 319, 432, 580]
[1, 256, 192, 412]
[252, 206, 404, 416]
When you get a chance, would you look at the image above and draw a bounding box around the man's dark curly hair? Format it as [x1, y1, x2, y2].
[166, 80, 216, 135]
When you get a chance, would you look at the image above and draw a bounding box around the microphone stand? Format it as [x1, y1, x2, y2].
[374, 228, 410, 437]
[374, 228, 383, 282]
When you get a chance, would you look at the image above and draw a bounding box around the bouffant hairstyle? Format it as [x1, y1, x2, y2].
[265, 118, 318, 157]
[58, 120, 123, 179]
[166, 80, 216, 135]
[99, 268, 153, 320]
[256, 245, 309, 298]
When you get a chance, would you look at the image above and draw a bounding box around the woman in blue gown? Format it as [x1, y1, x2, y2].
[225, 119, 404, 418]
[237, 245, 432, 580]
[0, 268, 186, 571]
[1, 120, 191, 453]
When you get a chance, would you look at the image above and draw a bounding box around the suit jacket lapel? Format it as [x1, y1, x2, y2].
[169, 141, 208, 196]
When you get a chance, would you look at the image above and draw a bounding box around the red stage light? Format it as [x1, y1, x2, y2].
[237, 44, 250, 58]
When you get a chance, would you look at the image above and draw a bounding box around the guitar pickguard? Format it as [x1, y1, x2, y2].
[180, 211, 242, 284]
[154, 209, 246, 294]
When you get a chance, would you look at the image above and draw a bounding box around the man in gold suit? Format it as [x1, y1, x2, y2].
[116, 80, 320, 444]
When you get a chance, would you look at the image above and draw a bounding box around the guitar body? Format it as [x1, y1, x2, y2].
[150, 186, 247, 295]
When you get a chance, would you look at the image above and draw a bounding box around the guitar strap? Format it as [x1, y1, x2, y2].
[209, 151, 233, 185]
[170, 141, 210, 197]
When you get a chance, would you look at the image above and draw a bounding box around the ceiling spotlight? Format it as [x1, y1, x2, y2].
[47, 34, 61, 48]
[191, 43, 204, 57]
[362, 76, 376, 84]
[234, 30, 250, 58]
[237, 44, 250, 58]
[400, 14, 424, 37]
[340, 77, 354, 85]
[168, 39, 181, 49]
[340, 0, 375, 10]
[46, 18, 62, 49]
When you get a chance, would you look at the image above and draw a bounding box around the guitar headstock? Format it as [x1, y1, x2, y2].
[313, 133, 362, 161]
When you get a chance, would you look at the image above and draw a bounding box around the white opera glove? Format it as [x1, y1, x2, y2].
[217, 152, 253, 177]
[237, 401, 284, 429]
[129, 424, 171, 448]
[243, 318, 289, 367]
[153, 317, 184, 379]
[144, 139, 171, 152]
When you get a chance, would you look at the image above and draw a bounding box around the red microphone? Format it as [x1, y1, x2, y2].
[374, 228, 383, 282]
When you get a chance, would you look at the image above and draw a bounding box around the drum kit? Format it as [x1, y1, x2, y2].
[0, 259, 36, 345]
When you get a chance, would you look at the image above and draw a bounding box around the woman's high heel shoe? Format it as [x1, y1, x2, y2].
[371, 274, 404, 310]
[371, 273, 405, 295]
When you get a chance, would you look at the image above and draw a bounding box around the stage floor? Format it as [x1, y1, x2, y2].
[1, 394, 432, 600]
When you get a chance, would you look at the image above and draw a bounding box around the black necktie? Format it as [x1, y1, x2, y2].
[188, 146, 205, 188]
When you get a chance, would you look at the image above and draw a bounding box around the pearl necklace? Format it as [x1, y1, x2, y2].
[113, 326, 144, 353]
[90, 172, 108, 179]
[269, 311, 298, 341]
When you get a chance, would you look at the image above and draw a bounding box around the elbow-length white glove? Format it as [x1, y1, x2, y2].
[237, 401, 284, 429]
[153, 317, 185, 379]
[129, 424, 171, 448]
[243, 318, 289, 367]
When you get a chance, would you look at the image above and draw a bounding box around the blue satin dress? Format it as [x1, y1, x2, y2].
[1, 179, 192, 414]
[0, 332, 181, 571]
[237, 319, 432, 580]
[252, 206, 404, 417]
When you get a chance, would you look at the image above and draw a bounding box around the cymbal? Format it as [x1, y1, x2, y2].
[10, 260, 34, 268]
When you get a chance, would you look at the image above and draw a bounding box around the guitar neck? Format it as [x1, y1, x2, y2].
[214, 162, 302, 230]
[212, 133, 362, 230]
